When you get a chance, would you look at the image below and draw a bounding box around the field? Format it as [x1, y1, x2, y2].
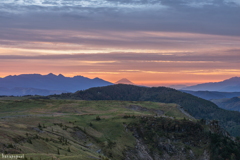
[0, 98, 194, 160]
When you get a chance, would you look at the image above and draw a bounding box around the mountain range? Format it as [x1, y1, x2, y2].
[0, 73, 113, 96]
[182, 77, 240, 92]
[1, 74, 240, 96]
[181, 90, 240, 100]
[212, 97, 240, 112]
[181, 90, 240, 113]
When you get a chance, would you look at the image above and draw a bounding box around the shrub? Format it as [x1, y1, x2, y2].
[7, 144, 14, 148]
[38, 123, 42, 130]
[123, 115, 130, 118]
[96, 116, 101, 121]
[27, 139, 32, 144]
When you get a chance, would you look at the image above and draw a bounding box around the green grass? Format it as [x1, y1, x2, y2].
[0, 99, 192, 160]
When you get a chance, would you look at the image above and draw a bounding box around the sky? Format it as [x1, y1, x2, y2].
[0, 0, 240, 86]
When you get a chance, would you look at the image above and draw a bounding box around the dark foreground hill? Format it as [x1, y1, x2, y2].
[48, 84, 240, 136]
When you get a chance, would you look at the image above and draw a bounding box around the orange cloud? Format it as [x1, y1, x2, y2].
[1, 29, 240, 86]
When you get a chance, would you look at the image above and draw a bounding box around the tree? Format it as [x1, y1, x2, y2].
[96, 116, 101, 121]
[38, 123, 42, 130]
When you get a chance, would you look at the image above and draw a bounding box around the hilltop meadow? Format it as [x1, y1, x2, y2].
[0, 98, 240, 160]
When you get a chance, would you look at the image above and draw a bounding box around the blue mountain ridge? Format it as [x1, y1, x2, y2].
[0, 73, 113, 96]
[182, 77, 240, 92]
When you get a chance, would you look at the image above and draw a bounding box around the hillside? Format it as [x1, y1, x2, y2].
[0, 99, 239, 160]
[182, 77, 240, 92]
[0, 73, 113, 95]
[48, 84, 240, 137]
[182, 90, 240, 100]
[212, 97, 240, 112]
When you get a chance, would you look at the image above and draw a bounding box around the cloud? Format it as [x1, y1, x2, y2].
[1, 50, 240, 63]
[0, 0, 240, 84]
[0, 28, 239, 56]
[0, 0, 239, 36]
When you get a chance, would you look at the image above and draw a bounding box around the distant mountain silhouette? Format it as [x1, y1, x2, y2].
[115, 78, 134, 85]
[212, 97, 240, 112]
[169, 85, 188, 90]
[182, 77, 240, 92]
[0, 73, 113, 96]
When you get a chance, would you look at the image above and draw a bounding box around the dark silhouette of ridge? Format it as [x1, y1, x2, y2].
[0, 73, 113, 96]
[182, 77, 240, 92]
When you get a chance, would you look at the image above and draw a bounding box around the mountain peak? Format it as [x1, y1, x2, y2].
[115, 78, 134, 85]
[47, 73, 56, 76]
[58, 74, 65, 77]
[226, 76, 240, 82]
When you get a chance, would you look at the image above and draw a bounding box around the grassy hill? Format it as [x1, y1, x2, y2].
[0, 99, 191, 160]
[1, 99, 240, 160]
[45, 84, 240, 137]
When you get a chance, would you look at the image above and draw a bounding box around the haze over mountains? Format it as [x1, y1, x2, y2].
[182, 90, 240, 100]
[212, 97, 240, 112]
[0, 73, 113, 96]
[182, 77, 240, 92]
[0, 87, 64, 96]
[180, 77, 240, 113]
[1, 74, 240, 97]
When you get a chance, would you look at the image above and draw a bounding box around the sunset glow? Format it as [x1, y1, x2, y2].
[1, 0, 240, 86]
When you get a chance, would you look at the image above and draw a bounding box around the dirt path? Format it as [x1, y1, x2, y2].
[176, 105, 195, 120]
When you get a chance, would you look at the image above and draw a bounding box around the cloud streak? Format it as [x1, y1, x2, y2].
[1, 0, 240, 35]
[1, 51, 240, 62]
[0, 0, 240, 85]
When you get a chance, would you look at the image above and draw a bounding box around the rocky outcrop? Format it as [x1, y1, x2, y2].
[125, 139, 153, 160]
[125, 137, 210, 160]
[124, 117, 211, 160]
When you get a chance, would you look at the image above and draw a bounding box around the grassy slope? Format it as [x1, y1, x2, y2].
[48, 84, 240, 137]
[0, 99, 189, 160]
